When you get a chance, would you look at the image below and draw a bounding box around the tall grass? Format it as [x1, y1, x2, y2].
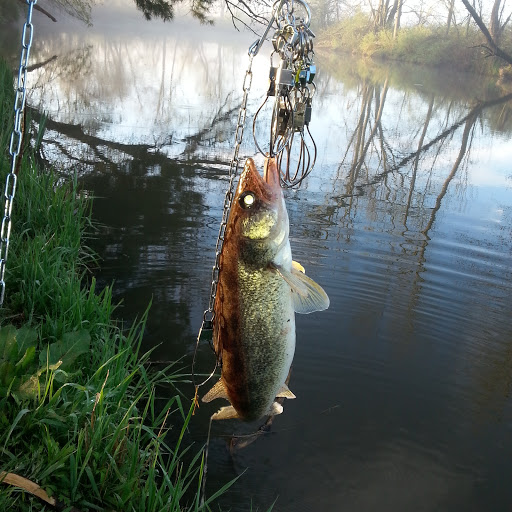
[0, 58, 228, 511]
[0, 313, 205, 511]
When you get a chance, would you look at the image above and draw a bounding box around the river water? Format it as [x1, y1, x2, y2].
[2, 3, 512, 511]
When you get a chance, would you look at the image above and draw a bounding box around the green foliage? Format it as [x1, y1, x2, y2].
[0, 326, 91, 402]
[319, 10, 373, 52]
[318, 13, 512, 75]
[133, 0, 214, 24]
[0, 315, 207, 512]
[0, 325, 38, 399]
[40, 329, 91, 371]
[1, 62, 14, 149]
[135, 0, 176, 21]
[4, 166, 110, 342]
[359, 28, 393, 58]
[0, 57, 231, 511]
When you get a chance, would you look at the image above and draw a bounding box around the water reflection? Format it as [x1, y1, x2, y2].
[3, 6, 512, 510]
[9, 15, 258, 170]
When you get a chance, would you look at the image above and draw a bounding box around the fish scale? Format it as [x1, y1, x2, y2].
[238, 265, 295, 418]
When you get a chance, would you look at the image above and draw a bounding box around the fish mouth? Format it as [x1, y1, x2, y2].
[263, 157, 281, 189]
[239, 158, 281, 198]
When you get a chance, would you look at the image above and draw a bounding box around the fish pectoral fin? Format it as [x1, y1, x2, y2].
[202, 378, 229, 403]
[276, 383, 296, 399]
[211, 405, 240, 421]
[272, 264, 308, 296]
[290, 270, 330, 314]
[292, 260, 305, 273]
[273, 264, 330, 314]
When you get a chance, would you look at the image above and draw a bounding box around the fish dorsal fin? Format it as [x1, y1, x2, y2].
[276, 383, 296, 399]
[273, 264, 330, 314]
[292, 260, 305, 274]
[202, 378, 229, 403]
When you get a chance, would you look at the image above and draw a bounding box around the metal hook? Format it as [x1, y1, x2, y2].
[249, 0, 288, 57]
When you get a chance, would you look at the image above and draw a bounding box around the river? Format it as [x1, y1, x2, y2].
[2, 2, 512, 511]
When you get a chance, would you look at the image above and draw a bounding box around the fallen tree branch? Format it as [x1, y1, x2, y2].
[26, 55, 58, 73]
[16, 0, 57, 22]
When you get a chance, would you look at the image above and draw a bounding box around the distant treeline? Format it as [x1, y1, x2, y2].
[315, 5, 512, 76]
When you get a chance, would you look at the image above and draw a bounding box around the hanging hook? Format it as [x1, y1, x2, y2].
[249, 0, 287, 57]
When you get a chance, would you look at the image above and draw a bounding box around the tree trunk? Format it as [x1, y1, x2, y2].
[461, 0, 512, 66]
[446, 0, 454, 34]
[490, 0, 502, 43]
[387, 0, 398, 26]
[393, 0, 402, 39]
[374, 0, 391, 29]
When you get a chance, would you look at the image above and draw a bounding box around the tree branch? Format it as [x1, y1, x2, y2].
[503, 12, 512, 31]
[224, 0, 266, 33]
[26, 55, 58, 73]
[460, 0, 512, 65]
[16, 0, 57, 21]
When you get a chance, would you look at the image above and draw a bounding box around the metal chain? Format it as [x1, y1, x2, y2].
[203, 56, 253, 328]
[198, 10, 296, 335]
[193, 3, 288, 396]
[191, 52, 255, 399]
[0, 0, 38, 306]
[194, 0, 290, 341]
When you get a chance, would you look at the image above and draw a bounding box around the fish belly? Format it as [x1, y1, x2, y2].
[233, 263, 296, 421]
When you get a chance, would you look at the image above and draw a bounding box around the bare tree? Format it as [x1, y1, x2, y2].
[368, 0, 404, 30]
[489, 0, 512, 43]
[461, 0, 512, 66]
[446, 0, 455, 33]
[392, 0, 403, 39]
[46, 0, 96, 25]
[14, 0, 57, 21]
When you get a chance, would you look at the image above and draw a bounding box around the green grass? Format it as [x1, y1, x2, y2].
[0, 58, 233, 511]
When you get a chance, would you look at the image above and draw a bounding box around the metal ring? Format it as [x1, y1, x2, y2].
[273, 0, 311, 28]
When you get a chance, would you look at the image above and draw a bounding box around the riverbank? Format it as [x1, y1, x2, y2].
[316, 13, 512, 77]
[0, 59, 212, 511]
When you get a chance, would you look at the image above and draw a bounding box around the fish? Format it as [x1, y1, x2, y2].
[202, 157, 329, 422]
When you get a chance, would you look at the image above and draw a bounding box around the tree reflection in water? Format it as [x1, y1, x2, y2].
[3, 18, 512, 509]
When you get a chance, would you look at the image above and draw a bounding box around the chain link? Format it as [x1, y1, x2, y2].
[198, 0, 311, 329]
[196, 2, 294, 331]
[0, 0, 38, 306]
[192, 54, 255, 397]
[201, 55, 254, 329]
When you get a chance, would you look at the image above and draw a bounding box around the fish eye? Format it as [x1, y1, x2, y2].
[239, 191, 256, 209]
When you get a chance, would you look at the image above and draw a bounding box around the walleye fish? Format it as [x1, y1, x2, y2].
[202, 157, 329, 421]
